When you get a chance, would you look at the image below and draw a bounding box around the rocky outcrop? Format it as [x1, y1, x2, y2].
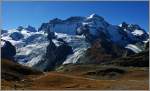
[17, 26, 24, 31]
[1, 30, 8, 34]
[25, 25, 37, 32]
[38, 23, 49, 32]
[145, 41, 149, 50]
[9, 32, 24, 41]
[16, 25, 37, 32]
[55, 44, 73, 66]
[1, 39, 16, 60]
[43, 32, 73, 71]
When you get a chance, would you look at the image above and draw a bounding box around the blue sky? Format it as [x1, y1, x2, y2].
[2, 1, 149, 31]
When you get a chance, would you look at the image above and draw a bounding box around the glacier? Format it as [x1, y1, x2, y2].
[1, 28, 90, 70]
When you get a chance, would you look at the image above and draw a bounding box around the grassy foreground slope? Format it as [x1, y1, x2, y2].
[1, 59, 149, 90]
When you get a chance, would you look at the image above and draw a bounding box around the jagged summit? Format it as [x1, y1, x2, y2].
[49, 18, 63, 24]
[16, 25, 37, 32]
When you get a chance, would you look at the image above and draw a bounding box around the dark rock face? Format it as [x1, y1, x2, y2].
[16, 25, 37, 32]
[121, 22, 128, 29]
[47, 31, 56, 40]
[120, 22, 149, 42]
[9, 32, 24, 41]
[65, 16, 85, 22]
[49, 18, 63, 24]
[44, 42, 73, 71]
[78, 33, 149, 66]
[44, 40, 57, 71]
[38, 23, 49, 32]
[1, 40, 16, 60]
[1, 30, 8, 34]
[78, 39, 148, 67]
[57, 38, 66, 43]
[43, 32, 73, 71]
[17, 26, 24, 31]
[55, 44, 73, 66]
[77, 34, 135, 64]
[145, 41, 149, 50]
[76, 21, 148, 48]
[25, 25, 37, 32]
[76, 25, 97, 43]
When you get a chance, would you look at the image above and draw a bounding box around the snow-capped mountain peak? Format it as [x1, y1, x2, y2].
[87, 13, 104, 21]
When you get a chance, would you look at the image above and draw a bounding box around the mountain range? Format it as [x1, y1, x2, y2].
[1, 14, 149, 71]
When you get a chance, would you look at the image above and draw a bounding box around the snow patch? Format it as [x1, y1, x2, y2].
[132, 29, 144, 36]
[1, 41, 5, 47]
[125, 44, 142, 53]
